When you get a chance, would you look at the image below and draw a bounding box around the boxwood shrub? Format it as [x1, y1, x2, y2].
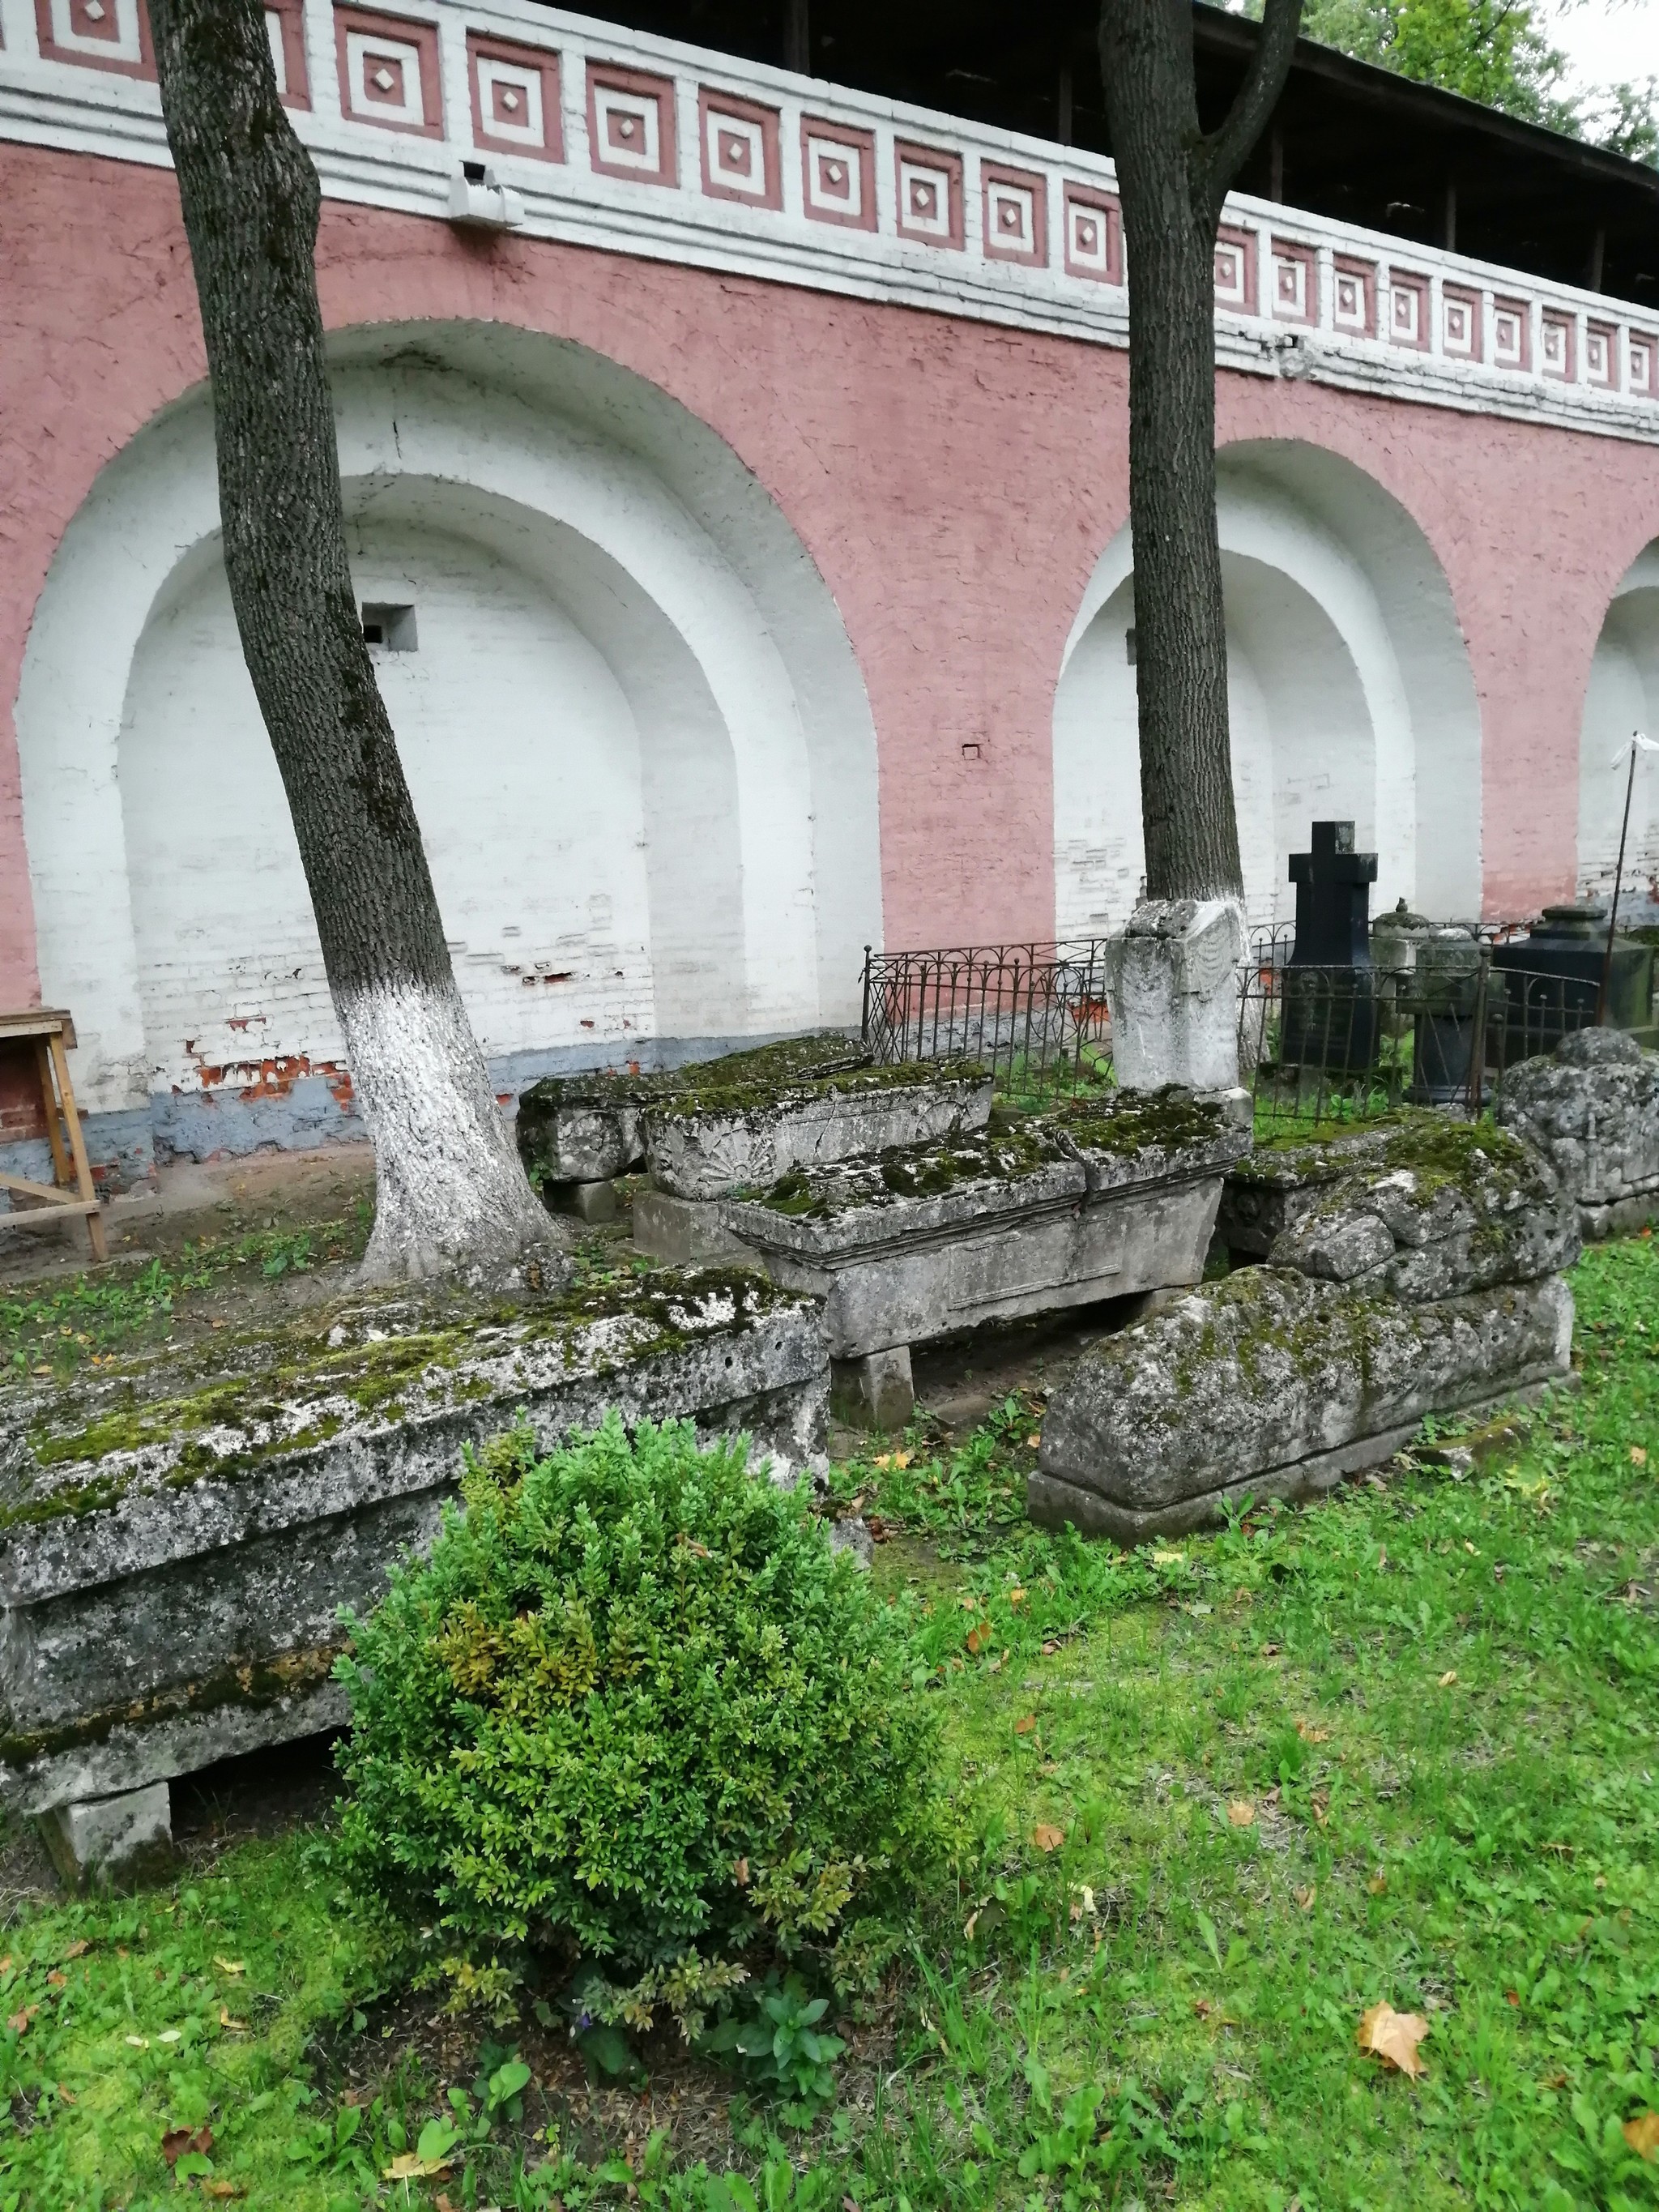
[334, 1416, 940, 2038]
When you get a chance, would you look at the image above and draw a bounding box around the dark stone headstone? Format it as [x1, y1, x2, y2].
[1288, 820, 1378, 970]
[1283, 822, 1380, 1076]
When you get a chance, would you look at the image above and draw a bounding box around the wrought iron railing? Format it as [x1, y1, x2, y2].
[863, 929, 1605, 1126]
[860, 940, 1114, 1102]
[1239, 929, 1601, 1130]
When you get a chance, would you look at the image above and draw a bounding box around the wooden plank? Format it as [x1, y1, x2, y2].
[0, 1170, 97, 1211]
[33, 1036, 71, 1188]
[0, 1009, 73, 1044]
[48, 1031, 105, 1262]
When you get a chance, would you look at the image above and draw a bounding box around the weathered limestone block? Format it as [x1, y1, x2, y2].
[631, 1188, 753, 1264]
[41, 1779, 172, 1892]
[0, 1270, 828, 1815]
[724, 1091, 1247, 1361]
[1030, 1266, 1574, 1544]
[1496, 1028, 1659, 1238]
[1218, 1111, 1579, 1293]
[646, 1060, 992, 1203]
[515, 1033, 871, 1187]
[1102, 899, 1245, 1091]
[1263, 1117, 1579, 1301]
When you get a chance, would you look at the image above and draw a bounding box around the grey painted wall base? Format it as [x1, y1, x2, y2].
[40, 1779, 173, 1892]
[13, 1032, 807, 1199]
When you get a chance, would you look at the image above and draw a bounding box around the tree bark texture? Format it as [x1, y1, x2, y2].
[149, 0, 565, 1287]
[1098, 0, 1304, 905]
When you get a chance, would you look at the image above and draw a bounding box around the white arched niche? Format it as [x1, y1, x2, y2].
[1054, 441, 1482, 937]
[1579, 543, 1659, 911]
[14, 325, 881, 1123]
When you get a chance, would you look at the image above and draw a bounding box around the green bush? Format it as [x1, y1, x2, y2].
[334, 1416, 940, 2039]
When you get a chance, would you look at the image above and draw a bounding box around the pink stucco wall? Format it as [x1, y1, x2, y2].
[6, 139, 1659, 1004]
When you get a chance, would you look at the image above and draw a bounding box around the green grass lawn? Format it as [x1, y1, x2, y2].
[4, 1239, 1658, 2210]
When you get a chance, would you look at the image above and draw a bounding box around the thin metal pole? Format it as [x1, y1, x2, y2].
[1602, 741, 1640, 1023]
[860, 944, 872, 1049]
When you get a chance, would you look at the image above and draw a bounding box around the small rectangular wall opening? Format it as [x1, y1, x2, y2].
[361, 603, 418, 651]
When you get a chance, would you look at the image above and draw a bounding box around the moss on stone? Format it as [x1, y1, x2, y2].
[2, 1266, 804, 1531]
[1049, 1085, 1227, 1158]
[656, 1055, 987, 1125]
[0, 1642, 341, 1769]
[517, 1033, 872, 1123]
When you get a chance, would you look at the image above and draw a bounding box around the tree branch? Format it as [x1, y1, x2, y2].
[1192, 0, 1305, 232]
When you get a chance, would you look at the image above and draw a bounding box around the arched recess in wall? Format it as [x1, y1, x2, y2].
[14, 323, 881, 1129]
[1053, 440, 1482, 937]
[1578, 542, 1659, 912]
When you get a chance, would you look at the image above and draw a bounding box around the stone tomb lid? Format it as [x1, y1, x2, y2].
[517, 1031, 872, 1116]
[0, 1266, 821, 1599]
[726, 1108, 1081, 1255]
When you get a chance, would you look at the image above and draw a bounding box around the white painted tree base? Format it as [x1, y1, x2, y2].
[336, 977, 571, 1288]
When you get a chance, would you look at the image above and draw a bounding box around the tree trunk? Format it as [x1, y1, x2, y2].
[1098, 0, 1304, 905]
[149, 0, 567, 1290]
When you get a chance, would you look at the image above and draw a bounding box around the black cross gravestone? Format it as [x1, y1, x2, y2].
[1282, 821, 1380, 1074]
[1287, 820, 1377, 970]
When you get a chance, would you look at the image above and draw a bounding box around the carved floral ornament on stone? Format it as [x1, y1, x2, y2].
[8, 0, 1659, 434]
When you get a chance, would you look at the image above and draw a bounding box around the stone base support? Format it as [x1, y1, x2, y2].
[40, 1780, 173, 1892]
[548, 1178, 620, 1225]
[831, 1347, 915, 1432]
[632, 1188, 752, 1264]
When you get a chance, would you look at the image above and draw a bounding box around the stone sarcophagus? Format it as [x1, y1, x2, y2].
[1036, 1112, 1580, 1542]
[0, 1270, 828, 1825]
[515, 1033, 875, 1189]
[723, 1088, 1251, 1424]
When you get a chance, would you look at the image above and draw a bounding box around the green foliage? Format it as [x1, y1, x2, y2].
[0, 1211, 368, 1377]
[8, 1235, 1659, 2209]
[334, 1416, 942, 2039]
[1264, 0, 1659, 158]
[698, 1974, 847, 2121]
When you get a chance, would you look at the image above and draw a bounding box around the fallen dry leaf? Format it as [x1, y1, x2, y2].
[54, 2083, 76, 2105]
[7, 2007, 36, 2035]
[1032, 1823, 1065, 1853]
[161, 2125, 212, 2169]
[1631, 1447, 1649, 1467]
[732, 1857, 749, 1887]
[383, 2152, 453, 2181]
[1013, 1715, 1037, 1736]
[1294, 1885, 1316, 1911]
[219, 2008, 247, 2031]
[1227, 1800, 1256, 1827]
[1009, 1586, 1027, 1607]
[1296, 1718, 1330, 1744]
[1311, 1791, 1330, 1826]
[1026, 1433, 1042, 1449]
[1356, 2002, 1429, 2079]
[1623, 2112, 1659, 2159]
[45, 1971, 65, 1989]
[1152, 1549, 1185, 1565]
[1262, 1642, 1282, 1658]
[60, 1941, 88, 1962]
[965, 1622, 991, 1655]
[1439, 1670, 1458, 1687]
[1367, 1873, 1388, 1896]
[963, 1909, 980, 1940]
[1540, 2070, 1569, 2091]
[200, 2185, 243, 2202]
[123, 2035, 148, 2049]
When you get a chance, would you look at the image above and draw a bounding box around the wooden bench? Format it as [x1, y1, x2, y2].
[0, 1009, 107, 1262]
